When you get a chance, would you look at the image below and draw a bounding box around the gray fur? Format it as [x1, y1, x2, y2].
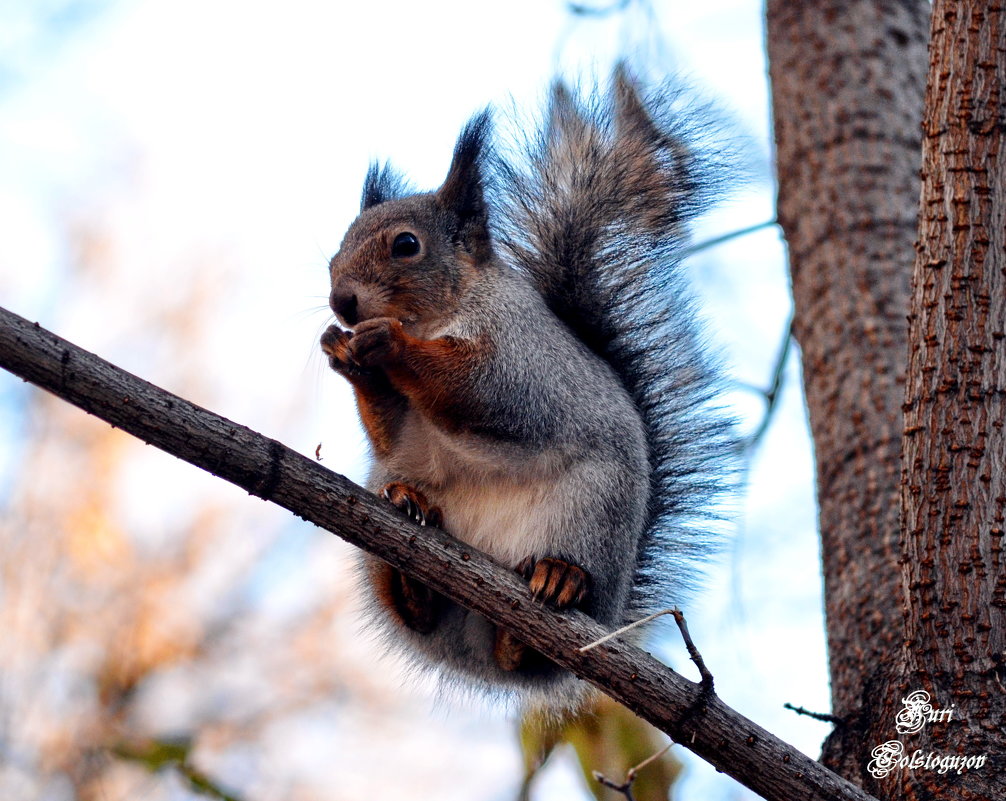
[326, 67, 735, 714]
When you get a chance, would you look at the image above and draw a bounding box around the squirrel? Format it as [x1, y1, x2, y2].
[320, 66, 734, 713]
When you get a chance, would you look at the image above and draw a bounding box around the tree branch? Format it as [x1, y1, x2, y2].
[738, 312, 793, 454]
[766, 1, 929, 778]
[593, 741, 673, 801]
[0, 304, 876, 801]
[784, 703, 845, 726]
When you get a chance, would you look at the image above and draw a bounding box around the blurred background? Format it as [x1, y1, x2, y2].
[0, 1, 827, 799]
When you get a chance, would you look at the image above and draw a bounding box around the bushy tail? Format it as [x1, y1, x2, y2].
[492, 67, 737, 612]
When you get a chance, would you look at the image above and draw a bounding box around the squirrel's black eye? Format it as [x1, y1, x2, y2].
[391, 232, 420, 259]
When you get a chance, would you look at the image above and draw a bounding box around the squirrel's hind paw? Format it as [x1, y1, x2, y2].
[378, 484, 446, 632]
[494, 557, 591, 672]
[517, 556, 591, 609]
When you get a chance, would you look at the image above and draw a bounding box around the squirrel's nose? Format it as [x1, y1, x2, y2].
[330, 288, 359, 325]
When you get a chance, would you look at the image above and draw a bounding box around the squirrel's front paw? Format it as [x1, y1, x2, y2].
[348, 317, 405, 368]
[382, 482, 443, 528]
[517, 556, 591, 609]
[320, 325, 363, 375]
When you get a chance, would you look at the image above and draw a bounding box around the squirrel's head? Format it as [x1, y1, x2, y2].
[327, 111, 494, 335]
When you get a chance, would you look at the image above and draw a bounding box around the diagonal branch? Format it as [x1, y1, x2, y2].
[0, 304, 876, 801]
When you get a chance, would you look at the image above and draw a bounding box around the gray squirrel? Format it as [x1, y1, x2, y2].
[320, 67, 734, 713]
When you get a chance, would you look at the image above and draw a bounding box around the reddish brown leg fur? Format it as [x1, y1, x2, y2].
[343, 317, 490, 435]
[369, 561, 441, 634]
[320, 325, 407, 458]
[494, 556, 592, 671]
[372, 482, 444, 634]
[493, 628, 528, 672]
[382, 333, 486, 430]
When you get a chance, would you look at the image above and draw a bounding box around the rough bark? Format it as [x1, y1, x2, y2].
[766, 0, 931, 781]
[892, 3, 1006, 799]
[0, 304, 878, 801]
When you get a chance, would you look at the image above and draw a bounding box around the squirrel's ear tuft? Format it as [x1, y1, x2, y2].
[361, 162, 410, 211]
[437, 109, 493, 258]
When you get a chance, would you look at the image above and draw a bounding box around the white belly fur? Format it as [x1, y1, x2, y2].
[383, 413, 566, 567]
[436, 479, 559, 567]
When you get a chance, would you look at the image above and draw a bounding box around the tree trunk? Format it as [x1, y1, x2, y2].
[765, 0, 930, 781]
[892, 2, 1006, 799]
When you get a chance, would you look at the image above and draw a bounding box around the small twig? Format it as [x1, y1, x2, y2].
[593, 742, 673, 801]
[738, 312, 794, 455]
[568, 0, 632, 17]
[626, 741, 673, 780]
[578, 608, 676, 652]
[681, 219, 778, 260]
[579, 608, 714, 693]
[594, 770, 638, 801]
[112, 739, 244, 801]
[783, 703, 844, 726]
[671, 609, 714, 693]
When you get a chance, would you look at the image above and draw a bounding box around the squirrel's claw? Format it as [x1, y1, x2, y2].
[382, 482, 443, 529]
[320, 324, 368, 377]
[348, 317, 405, 368]
[518, 556, 591, 609]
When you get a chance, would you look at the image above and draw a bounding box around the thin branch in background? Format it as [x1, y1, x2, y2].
[783, 703, 845, 726]
[681, 219, 778, 260]
[113, 739, 244, 801]
[568, 0, 633, 17]
[578, 608, 676, 652]
[685, 217, 792, 454]
[594, 770, 639, 801]
[554, 0, 637, 69]
[556, 0, 667, 74]
[670, 609, 714, 693]
[678, 216, 790, 454]
[737, 312, 794, 454]
[593, 742, 674, 801]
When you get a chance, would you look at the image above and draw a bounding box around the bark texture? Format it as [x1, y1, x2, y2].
[893, 3, 1006, 799]
[766, 0, 931, 780]
[0, 305, 879, 801]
